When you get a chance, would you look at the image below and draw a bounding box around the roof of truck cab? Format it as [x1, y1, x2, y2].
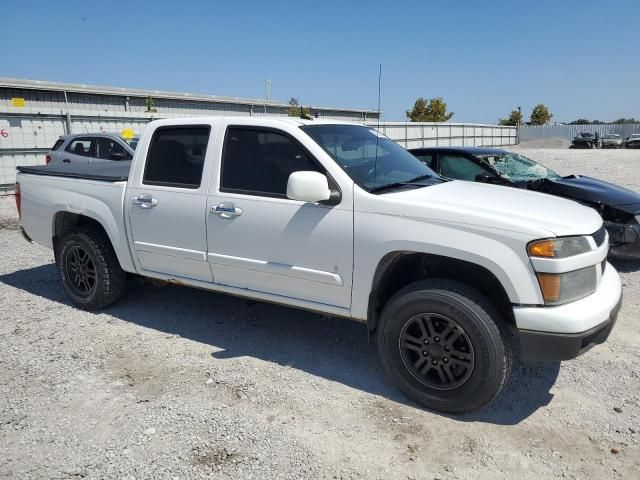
[147, 116, 363, 127]
[408, 146, 510, 155]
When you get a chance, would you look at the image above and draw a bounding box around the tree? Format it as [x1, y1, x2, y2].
[568, 118, 591, 125]
[611, 118, 639, 124]
[287, 97, 312, 119]
[145, 96, 157, 113]
[406, 97, 454, 122]
[498, 109, 523, 126]
[529, 104, 553, 125]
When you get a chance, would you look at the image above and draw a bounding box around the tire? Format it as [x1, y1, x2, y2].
[55, 227, 126, 310]
[376, 279, 513, 414]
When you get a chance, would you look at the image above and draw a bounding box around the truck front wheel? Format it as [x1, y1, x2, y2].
[377, 279, 513, 414]
[55, 227, 126, 310]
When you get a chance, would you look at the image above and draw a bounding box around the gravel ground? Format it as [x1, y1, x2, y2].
[1, 148, 639, 479]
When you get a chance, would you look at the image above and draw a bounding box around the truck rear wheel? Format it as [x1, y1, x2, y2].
[377, 279, 513, 414]
[55, 227, 126, 310]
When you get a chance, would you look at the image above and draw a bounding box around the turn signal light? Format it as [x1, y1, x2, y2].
[528, 239, 555, 257]
[536, 273, 561, 303]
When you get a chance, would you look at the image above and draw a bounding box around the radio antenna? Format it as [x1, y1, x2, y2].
[373, 63, 382, 189]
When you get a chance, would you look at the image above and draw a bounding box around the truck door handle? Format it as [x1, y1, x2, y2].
[62, 159, 70, 163]
[211, 202, 242, 218]
[133, 194, 158, 208]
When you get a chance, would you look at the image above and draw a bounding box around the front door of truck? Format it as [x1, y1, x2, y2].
[127, 125, 214, 282]
[205, 125, 353, 308]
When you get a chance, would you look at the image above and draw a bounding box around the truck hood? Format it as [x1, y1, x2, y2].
[383, 180, 602, 237]
[542, 175, 640, 210]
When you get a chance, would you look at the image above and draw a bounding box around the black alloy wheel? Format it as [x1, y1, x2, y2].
[64, 245, 98, 297]
[400, 313, 475, 390]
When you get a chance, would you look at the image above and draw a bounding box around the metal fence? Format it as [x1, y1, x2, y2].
[367, 122, 517, 149]
[519, 123, 640, 142]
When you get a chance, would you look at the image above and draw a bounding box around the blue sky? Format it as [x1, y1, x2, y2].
[1, 0, 638, 122]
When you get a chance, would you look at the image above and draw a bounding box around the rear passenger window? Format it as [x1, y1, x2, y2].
[51, 139, 64, 151]
[66, 138, 93, 156]
[143, 126, 210, 188]
[221, 127, 322, 197]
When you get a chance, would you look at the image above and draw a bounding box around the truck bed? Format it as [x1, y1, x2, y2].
[17, 161, 131, 182]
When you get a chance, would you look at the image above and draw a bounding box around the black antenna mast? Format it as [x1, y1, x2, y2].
[373, 63, 382, 189]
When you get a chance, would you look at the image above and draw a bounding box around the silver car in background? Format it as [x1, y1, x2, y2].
[601, 134, 623, 149]
[46, 133, 135, 165]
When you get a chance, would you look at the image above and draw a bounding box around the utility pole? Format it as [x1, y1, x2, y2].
[517, 105, 522, 144]
[266, 78, 271, 101]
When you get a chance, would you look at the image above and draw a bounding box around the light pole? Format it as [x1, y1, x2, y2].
[517, 106, 522, 144]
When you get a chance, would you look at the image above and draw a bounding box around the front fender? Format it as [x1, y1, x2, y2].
[350, 213, 542, 320]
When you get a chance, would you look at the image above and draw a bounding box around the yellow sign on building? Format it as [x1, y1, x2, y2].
[121, 128, 135, 140]
[11, 98, 26, 107]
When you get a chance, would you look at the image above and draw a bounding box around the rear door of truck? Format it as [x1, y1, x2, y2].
[125, 123, 215, 282]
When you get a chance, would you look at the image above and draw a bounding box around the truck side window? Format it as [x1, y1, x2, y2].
[221, 127, 322, 197]
[143, 126, 210, 188]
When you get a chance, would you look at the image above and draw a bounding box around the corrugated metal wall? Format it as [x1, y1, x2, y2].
[519, 124, 640, 142]
[0, 80, 378, 188]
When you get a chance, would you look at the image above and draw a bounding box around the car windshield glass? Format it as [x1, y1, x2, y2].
[301, 124, 436, 191]
[477, 152, 561, 182]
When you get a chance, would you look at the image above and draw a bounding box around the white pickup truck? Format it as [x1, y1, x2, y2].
[15, 117, 623, 413]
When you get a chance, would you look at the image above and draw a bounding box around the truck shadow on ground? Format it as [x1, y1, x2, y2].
[1, 263, 560, 425]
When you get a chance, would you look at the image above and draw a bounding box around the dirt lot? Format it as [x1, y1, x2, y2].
[1, 148, 639, 479]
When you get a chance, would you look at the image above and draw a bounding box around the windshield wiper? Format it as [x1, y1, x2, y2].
[369, 174, 432, 194]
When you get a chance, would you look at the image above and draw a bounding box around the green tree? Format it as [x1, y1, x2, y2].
[287, 97, 312, 119]
[529, 104, 553, 125]
[145, 96, 157, 113]
[406, 97, 454, 122]
[568, 118, 591, 125]
[611, 118, 639, 124]
[498, 109, 523, 126]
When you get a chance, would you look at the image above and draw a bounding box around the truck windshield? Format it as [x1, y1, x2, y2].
[301, 124, 435, 192]
[477, 152, 561, 182]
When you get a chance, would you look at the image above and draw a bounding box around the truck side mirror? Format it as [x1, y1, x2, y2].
[287, 171, 331, 203]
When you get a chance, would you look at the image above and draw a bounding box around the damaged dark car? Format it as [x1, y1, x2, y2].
[409, 146, 640, 258]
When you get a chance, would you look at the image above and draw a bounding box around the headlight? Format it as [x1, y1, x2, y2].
[536, 266, 598, 305]
[528, 236, 591, 258]
[528, 236, 597, 305]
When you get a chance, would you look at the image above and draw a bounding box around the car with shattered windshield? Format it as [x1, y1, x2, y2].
[409, 146, 640, 258]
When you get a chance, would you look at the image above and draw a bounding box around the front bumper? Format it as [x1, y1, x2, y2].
[606, 221, 640, 258]
[514, 263, 623, 361]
